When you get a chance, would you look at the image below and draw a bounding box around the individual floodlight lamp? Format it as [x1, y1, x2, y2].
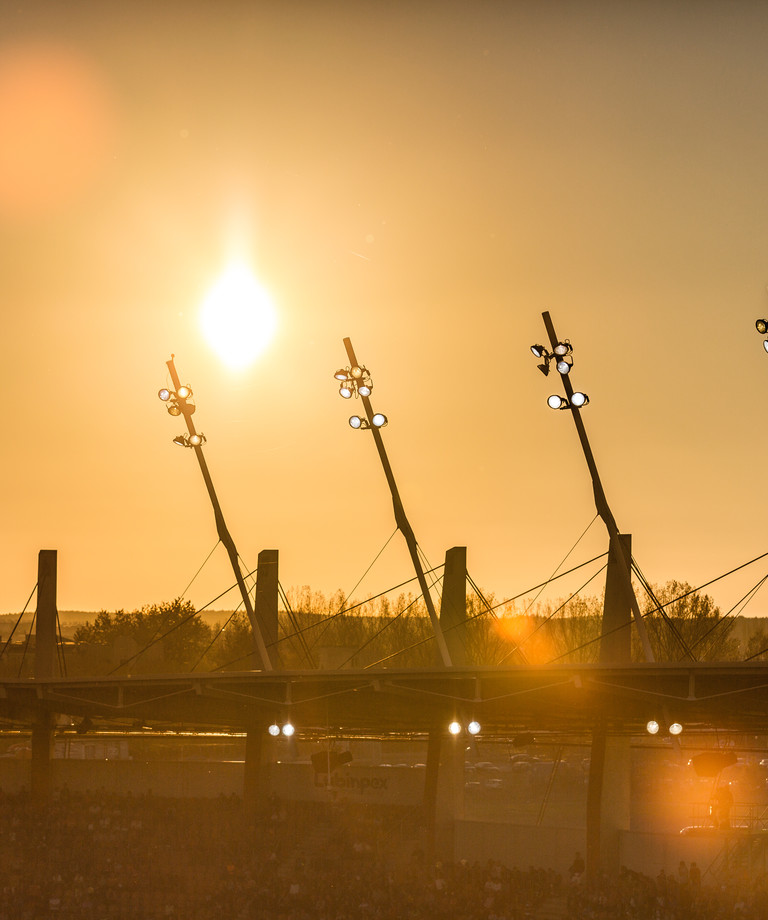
[763, 340, 768, 354]
[371, 413, 388, 428]
[757, 319, 768, 335]
[281, 722, 295, 737]
[669, 722, 683, 736]
[334, 368, 349, 381]
[176, 385, 192, 399]
[339, 383, 353, 398]
[349, 415, 365, 429]
[547, 395, 568, 410]
[553, 341, 572, 357]
[188, 433, 205, 447]
[167, 404, 181, 417]
[570, 391, 589, 408]
[448, 721, 462, 736]
[530, 344, 546, 358]
[646, 720, 660, 735]
[267, 723, 281, 737]
[158, 388, 171, 401]
[358, 382, 372, 397]
[467, 720, 481, 736]
[556, 354, 573, 375]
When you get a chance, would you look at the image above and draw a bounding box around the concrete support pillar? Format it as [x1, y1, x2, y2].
[255, 550, 279, 669]
[599, 534, 633, 666]
[35, 550, 58, 680]
[32, 550, 58, 800]
[440, 547, 467, 667]
[587, 534, 632, 878]
[424, 725, 465, 862]
[244, 726, 271, 816]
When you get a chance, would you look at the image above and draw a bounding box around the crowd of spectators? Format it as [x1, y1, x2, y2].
[566, 860, 768, 919]
[0, 788, 766, 919]
[0, 789, 560, 919]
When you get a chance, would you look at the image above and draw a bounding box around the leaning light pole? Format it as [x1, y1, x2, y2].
[532, 312, 659, 880]
[158, 355, 273, 671]
[532, 313, 654, 661]
[334, 338, 453, 667]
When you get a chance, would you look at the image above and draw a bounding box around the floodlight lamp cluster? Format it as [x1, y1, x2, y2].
[755, 319, 768, 353]
[334, 364, 373, 399]
[448, 719, 482, 736]
[646, 719, 683, 737]
[349, 413, 388, 430]
[530, 341, 574, 376]
[268, 720, 295, 737]
[172, 433, 206, 449]
[158, 385, 196, 417]
[547, 392, 589, 411]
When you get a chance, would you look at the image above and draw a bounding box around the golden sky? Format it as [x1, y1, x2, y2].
[3, 0, 768, 620]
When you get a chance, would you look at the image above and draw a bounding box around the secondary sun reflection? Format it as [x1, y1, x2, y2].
[199, 261, 277, 369]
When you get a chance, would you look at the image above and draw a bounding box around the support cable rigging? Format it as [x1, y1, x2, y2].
[306, 528, 399, 656]
[56, 610, 68, 677]
[547, 549, 768, 663]
[339, 593, 425, 669]
[477, 552, 609, 616]
[277, 581, 316, 668]
[631, 558, 696, 661]
[108, 576, 249, 675]
[18, 610, 36, 678]
[416, 543, 442, 603]
[465, 574, 529, 665]
[209, 569, 436, 672]
[108, 541, 225, 674]
[0, 583, 37, 661]
[360, 594, 438, 669]
[229, 555, 313, 667]
[190, 600, 245, 672]
[718, 574, 768, 661]
[180, 540, 222, 599]
[520, 515, 600, 620]
[500, 561, 609, 665]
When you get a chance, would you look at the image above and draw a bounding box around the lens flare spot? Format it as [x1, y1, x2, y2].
[0, 41, 116, 218]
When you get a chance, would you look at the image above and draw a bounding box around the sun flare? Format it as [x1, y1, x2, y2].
[199, 262, 277, 369]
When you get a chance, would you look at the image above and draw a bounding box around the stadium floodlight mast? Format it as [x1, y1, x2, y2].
[333, 337, 453, 668]
[530, 313, 654, 663]
[157, 355, 273, 671]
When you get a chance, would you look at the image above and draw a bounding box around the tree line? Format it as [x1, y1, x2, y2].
[38, 580, 766, 676]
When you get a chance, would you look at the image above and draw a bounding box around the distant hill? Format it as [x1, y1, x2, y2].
[0, 610, 239, 641]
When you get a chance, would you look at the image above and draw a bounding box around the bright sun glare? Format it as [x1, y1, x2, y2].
[199, 262, 277, 369]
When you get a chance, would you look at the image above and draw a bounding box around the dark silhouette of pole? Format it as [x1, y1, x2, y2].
[342, 338, 453, 667]
[31, 549, 57, 800]
[165, 356, 273, 671]
[541, 313, 654, 662]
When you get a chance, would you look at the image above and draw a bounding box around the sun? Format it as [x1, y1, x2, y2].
[199, 262, 277, 369]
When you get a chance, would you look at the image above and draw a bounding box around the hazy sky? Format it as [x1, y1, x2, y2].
[3, 0, 768, 623]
